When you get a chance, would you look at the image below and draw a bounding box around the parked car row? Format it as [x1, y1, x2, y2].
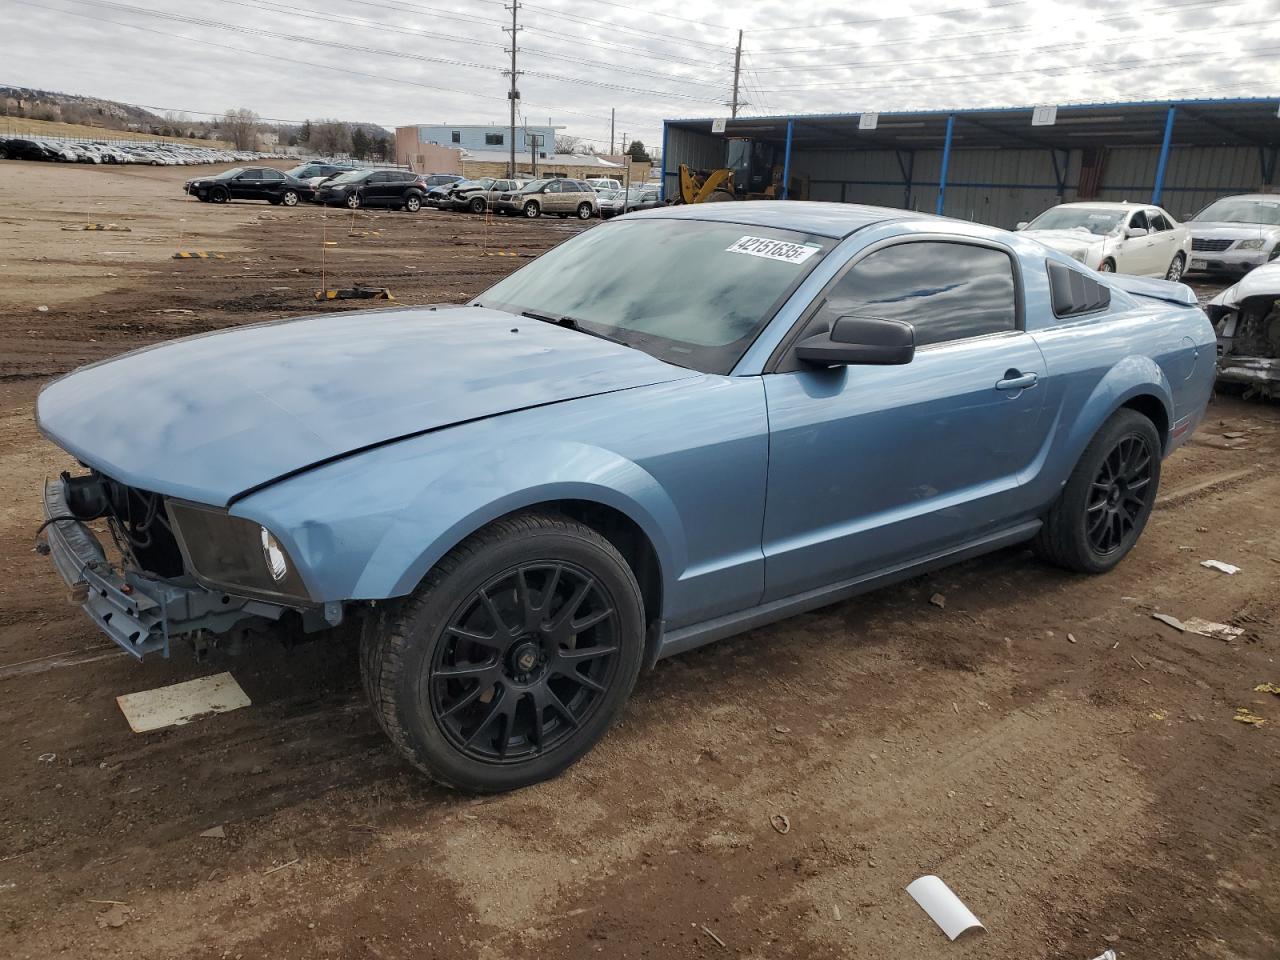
[1017, 194, 1280, 280]
[0, 134, 287, 166]
[424, 176, 668, 219]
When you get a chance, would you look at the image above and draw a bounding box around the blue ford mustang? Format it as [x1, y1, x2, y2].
[37, 202, 1214, 791]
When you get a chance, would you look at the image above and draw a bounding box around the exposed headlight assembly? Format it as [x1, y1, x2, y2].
[166, 500, 311, 603]
[1237, 238, 1267, 250]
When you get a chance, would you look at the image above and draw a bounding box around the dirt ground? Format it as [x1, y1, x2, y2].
[0, 160, 1276, 960]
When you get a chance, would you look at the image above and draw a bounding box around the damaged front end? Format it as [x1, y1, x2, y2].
[1206, 263, 1280, 397]
[38, 470, 323, 659]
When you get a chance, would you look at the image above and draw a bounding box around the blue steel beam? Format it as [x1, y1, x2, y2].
[781, 119, 794, 200]
[935, 114, 955, 216]
[660, 121, 669, 202]
[1152, 105, 1177, 204]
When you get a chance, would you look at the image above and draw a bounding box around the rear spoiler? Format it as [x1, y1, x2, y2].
[1107, 275, 1199, 307]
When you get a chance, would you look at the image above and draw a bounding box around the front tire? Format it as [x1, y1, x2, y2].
[210, 186, 229, 204]
[523, 200, 540, 218]
[361, 512, 645, 792]
[1098, 258, 1116, 273]
[345, 193, 360, 210]
[470, 196, 487, 214]
[1165, 252, 1185, 282]
[1033, 409, 1161, 574]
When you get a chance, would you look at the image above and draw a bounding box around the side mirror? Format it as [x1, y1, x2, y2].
[1015, 221, 1029, 231]
[795, 316, 915, 367]
[1126, 226, 1149, 238]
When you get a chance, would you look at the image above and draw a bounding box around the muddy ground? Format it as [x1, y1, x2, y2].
[0, 160, 1276, 960]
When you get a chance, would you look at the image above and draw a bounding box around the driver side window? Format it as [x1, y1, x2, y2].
[807, 241, 1019, 350]
[1128, 211, 1149, 232]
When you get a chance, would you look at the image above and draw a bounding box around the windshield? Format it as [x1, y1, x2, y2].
[1026, 207, 1123, 235]
[474, 218, 833, 374]
[285, 164, 313, 177]
[330, 170, 369, 184]
[1192, 198, 1280, 226]
[521, 179, 550, 192]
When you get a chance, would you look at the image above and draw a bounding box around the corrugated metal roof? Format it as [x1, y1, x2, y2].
[666, 97, 1280, 150]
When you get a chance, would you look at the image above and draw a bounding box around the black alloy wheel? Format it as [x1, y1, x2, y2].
[470, 196, 487, 213]
[210, 186, 229, 203]
[1085, 433, 1154, 555]
[1033, 408, 1161, 574]
[429, 561, 621, 763]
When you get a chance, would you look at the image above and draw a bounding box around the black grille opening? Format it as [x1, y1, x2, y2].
[61, 470, 185, 577]
[1192, 238, 1233, 252]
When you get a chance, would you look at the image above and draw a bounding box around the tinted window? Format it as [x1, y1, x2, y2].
[451, 131, 460, 143]
[545, 181, 563, 193]
[262, 169, 284, 181]
[1128, 210, 1149, 231]
[1148, 211, 1171, 231]
[818, 242, 1017, 347]
[485, 133, 504, 145]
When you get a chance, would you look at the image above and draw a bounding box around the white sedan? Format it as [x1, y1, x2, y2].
[1017, 202, 1191, 281]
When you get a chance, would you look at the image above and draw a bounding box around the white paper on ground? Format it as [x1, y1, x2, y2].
[1200, 559, 1241, 574]
[1180, 617, 1245, 641]
[116, 672, 251, 733]
[905, 875, 985, 940]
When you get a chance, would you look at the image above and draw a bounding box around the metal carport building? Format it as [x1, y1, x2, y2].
[660, 98, 1280, 227]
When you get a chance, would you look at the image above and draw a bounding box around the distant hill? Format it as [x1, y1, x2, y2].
[0, 86, 391, 143]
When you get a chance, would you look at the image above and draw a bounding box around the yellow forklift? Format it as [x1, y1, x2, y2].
[676, 138, 808, 203]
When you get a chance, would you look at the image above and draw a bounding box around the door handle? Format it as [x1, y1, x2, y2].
[996, 371, 1038, 391]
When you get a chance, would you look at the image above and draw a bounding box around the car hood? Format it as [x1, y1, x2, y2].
[37, 306, 696, 506]
[1207, 261, 1280, 310]
[1188, 222, 1276, 241]
[1022, 228, 1109, 249]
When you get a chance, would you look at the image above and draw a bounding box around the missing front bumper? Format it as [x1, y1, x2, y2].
[40, 479, 288, 659]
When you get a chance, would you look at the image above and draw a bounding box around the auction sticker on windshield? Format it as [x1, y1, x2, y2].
[726, 236, 821, 264]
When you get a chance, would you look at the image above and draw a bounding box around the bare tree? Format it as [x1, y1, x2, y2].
[554, 134, 581, 155]
[222, 107, 260, 151]
[309, 119, 352, 157]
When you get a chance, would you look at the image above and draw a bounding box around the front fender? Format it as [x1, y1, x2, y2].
[233, 436, 687, 603]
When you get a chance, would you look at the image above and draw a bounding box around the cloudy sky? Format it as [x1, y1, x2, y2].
[5, 0, 1279, 151]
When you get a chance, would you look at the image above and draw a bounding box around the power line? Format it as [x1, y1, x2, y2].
[750, 0, 1252, 53]
[17, 0, 658, 128]
[748, 17, 1275, 74]
[205, 0, 726, 87]
[746, 0, 1031, 33]
[758, 44, 1280, 93]
[52, 0, 726, 103]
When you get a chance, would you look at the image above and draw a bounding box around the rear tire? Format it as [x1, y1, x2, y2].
[1033, 409, 1161, 574]
[360, 512, 645, 792]
[577, 202, 593, 219]
[281, 190, 299, 207]
[405, 194, 422, 213]
[1165, 252, 1185, 282]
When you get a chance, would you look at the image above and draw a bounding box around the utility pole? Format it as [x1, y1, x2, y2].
[731, 29, 743, 118]
[528, 133, 543, 178]
[610, 107, 615, 156]
[503, 1, 522, 178]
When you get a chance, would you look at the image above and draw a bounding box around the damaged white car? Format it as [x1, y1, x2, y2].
[1206, 262, 1280, 395]
[1017, 202, 1191, 280]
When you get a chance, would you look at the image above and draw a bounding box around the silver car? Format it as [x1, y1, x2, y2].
[1186, 194, 1280, 275]
[503, 178, 598, 219]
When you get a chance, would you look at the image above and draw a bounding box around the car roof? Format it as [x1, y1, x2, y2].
[1047, 201, 1163, 210]
[624, 200, 933, 239]
[1207, 193, 1280, 202]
